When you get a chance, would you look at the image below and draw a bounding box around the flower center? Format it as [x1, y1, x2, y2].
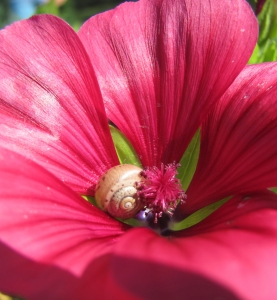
[137, 163, 186, 223]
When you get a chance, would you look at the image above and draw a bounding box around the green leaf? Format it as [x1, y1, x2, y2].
[169, 197, 230, 231]
[260, 39, 277, 62]
[258, 0, 277, 45]
[247, 0, 277, 64]
[249, 39, 277, 64]
[248, 43, 260, 64]
[177, 129, 200, 191]
[82, 195, 97, 206]
[117, 217, 145, 227]
[270, 187, 277, 193]
[109, 126, 142, 167]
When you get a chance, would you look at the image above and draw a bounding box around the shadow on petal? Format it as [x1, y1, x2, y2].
[111, 255, 240, 300]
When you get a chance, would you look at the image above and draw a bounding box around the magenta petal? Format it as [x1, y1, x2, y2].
[112, 193, 277, 300]
[79, 0, 257, 166]
[0, 148, 128, 299]
[0, 247, 135, 300]
[0, 15, 119, 194]
[183, 63, 277, 214]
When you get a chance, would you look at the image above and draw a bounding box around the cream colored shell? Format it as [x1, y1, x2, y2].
[95, 164, 144, 219]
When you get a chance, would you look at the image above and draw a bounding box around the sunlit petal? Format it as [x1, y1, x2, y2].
[79, 0, 257, 166]
[0, 148, 128, 298]
[0, 15, 119, 195]
[181, 63, 277, 215]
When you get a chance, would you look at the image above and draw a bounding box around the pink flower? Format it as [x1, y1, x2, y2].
[0, 0, 277, 299]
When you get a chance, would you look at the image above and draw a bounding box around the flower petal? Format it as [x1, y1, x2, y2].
[0, 148, 129, 299]
[0, 247, 135, 300]
[112, 192, 277, 300]
[181, 63, 277, 215]
[79, 0, 257, 166]
[0, 15, 119, 195]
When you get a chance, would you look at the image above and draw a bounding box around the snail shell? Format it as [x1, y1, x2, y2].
[95, 164, 144, 219]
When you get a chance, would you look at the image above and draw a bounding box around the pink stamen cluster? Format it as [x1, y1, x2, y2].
[136, 163, 186, 223]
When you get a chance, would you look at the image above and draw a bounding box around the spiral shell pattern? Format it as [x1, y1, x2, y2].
[95, 164, 144, 219]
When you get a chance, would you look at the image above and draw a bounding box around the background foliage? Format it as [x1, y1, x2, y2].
[0, 0, 125, 29]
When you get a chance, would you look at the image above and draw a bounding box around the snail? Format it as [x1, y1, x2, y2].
[95, 164, 144, 219]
